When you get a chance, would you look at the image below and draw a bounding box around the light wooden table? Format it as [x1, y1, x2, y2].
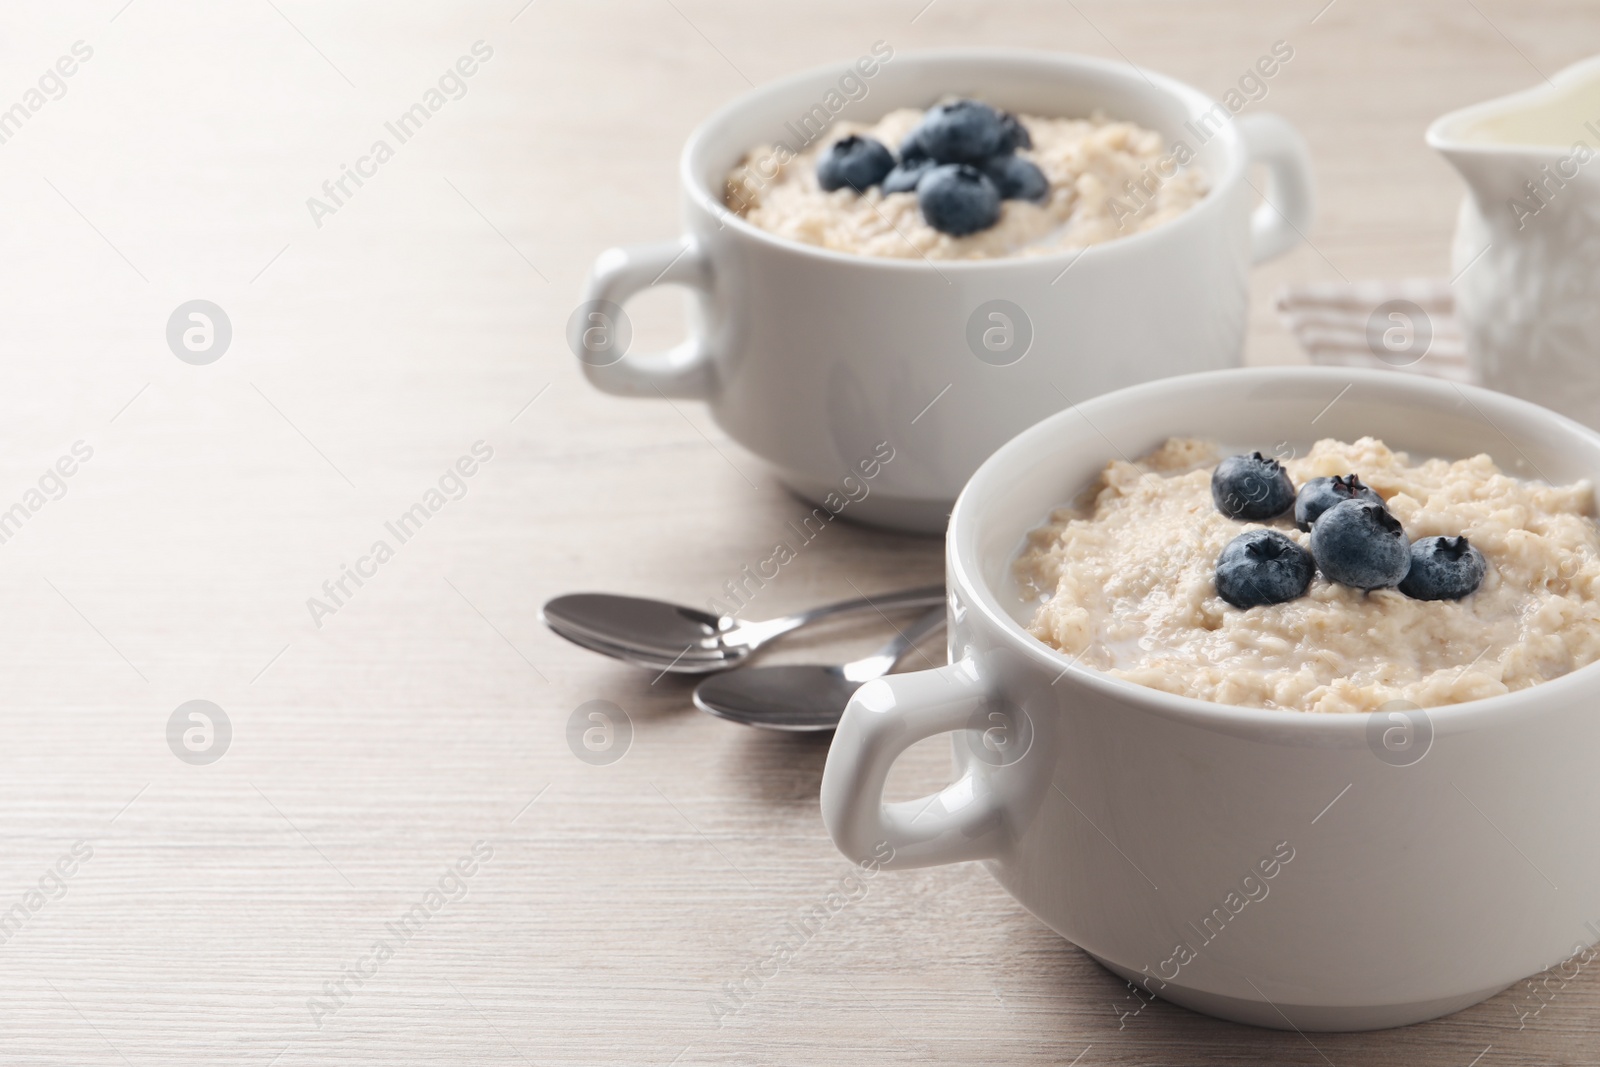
[0, 0, 1595, 1063]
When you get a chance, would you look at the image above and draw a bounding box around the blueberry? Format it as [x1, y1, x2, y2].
[917, 163, 1002, 236]
[898, 126, 931, 164]
[906, 100, 1009, 164]
[1215, 530, 1315, 609]
[1293, 474, 1384, 531]
[997, 111, 1032, 153]
[982, 155, 1050, 202]
[816, 135, 895, 192]
[1309, 499, 1411, 590]
[1399, 535, 1486, 601]
[1211, 452, 1296, 521]
[882, 157, 936, 195]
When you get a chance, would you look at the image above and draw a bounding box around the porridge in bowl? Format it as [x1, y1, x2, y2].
[1016, 436, 1600, 713]
[724, 98, 1207, 260]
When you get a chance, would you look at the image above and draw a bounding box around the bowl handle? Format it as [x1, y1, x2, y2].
[573, 236, 714, 399]
[1238, 112, 1316, 265]
[821, 658, 1009, 871]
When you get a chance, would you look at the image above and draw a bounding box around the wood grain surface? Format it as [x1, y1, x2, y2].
[0, 0, 1595, 1063]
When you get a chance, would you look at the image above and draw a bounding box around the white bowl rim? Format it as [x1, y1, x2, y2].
[949, 365, 1600, 736]
[677, 46, 1248, 272]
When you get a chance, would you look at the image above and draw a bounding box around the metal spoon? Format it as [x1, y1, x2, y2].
[692, 607, 947, 731]
[542, 584, 944, 674]
[544, 616, 741, 674]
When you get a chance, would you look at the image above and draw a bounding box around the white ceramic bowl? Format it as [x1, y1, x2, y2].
[821, 366, 1600, 1030]
[575, 49, 1313, 533]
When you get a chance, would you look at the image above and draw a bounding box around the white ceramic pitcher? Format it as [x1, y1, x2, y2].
[1429, 54, 1600, 427]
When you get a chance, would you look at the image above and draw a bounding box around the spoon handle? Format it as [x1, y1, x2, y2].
[727, 583, 946, 649]
[843, 606, 949, 682]
[882, 605, 951, 656]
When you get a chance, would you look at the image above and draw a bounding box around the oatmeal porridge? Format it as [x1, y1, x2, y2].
[1016, 436, 1600, 713]
[724, 100, 1207, 260]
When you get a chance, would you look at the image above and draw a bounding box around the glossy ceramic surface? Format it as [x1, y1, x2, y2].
[1430, 54, 1600, 428]
[577, 49, 1314, 532]
[822, 366, 1600, 1030]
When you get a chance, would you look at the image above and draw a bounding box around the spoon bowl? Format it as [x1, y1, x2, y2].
[545, 616, 738, 674]
[694, 666, 867, 730]
[543, 593, 722, 659]
[543, 584, 944, 674]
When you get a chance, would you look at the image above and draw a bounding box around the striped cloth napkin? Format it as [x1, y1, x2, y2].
[1274, 279, 1473, 383]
